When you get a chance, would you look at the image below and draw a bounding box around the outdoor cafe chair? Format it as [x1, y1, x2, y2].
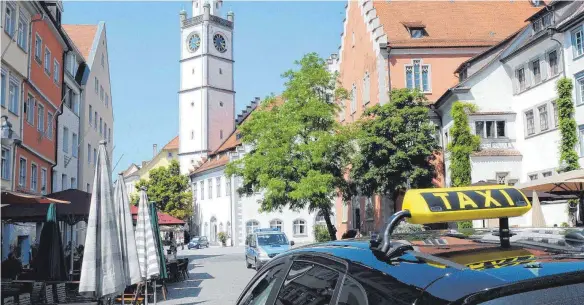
[43, 284, 55, 304]
[17, 293, 31, 305]
[2, 296, 15, 305]
[31, 282, 44, 303]
[55, 283, 67, 303]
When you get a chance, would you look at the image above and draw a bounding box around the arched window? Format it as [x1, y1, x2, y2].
[293, 219, 306, 236]
[246, 220, 259, 235]
[269, 219, 283, 231]
[219, 222, 224, 233]
[226, 221, 231, 237]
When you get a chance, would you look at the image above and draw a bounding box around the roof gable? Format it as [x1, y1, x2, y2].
[62, 24, 98, 61]
[163, 136, 179, 150]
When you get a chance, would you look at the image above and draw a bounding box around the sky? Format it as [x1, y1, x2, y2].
[62, 0, 347, 173]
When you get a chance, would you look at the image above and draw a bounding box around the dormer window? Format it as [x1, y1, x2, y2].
[532, 13, 553, 34]
[402, 22, 427, 39]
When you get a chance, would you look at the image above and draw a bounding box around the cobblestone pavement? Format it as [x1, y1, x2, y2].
[157, 246, 256, 305]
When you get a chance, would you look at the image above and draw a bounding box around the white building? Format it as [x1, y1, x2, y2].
[435, 1, 584, 227]
[53, 34, 84, 192]
[178, 0, 235, 175]
[63, 23, 114, 193]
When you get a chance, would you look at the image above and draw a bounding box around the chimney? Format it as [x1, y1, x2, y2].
[153, 144, 158, 157]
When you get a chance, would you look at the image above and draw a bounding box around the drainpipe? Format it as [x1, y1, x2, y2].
[548, 28, 566, 78]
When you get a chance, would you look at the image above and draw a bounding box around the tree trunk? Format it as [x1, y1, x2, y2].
[321, 209, 337, 241]
[391, 191, 401, 215]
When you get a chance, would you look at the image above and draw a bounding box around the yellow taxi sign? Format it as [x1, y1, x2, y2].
[402, 185, 531, 224]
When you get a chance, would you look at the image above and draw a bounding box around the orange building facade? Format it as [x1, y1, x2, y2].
[331, 0, 542, 239]
[14, 12, 66, 195]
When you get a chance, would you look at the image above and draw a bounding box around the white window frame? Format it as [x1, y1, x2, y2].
[350, 84, 357, 115]
[53, 59, 60, 84]
[63, 126, 69, 153]
[105, 93, 109, 108]
[362, 72, 370, 106]
[8, 78, 19, 114]
[200, 180, 204, 200]
[34, 33, 42, 63]
[30, 163, 38, 192]
[4, 1, 16, 37]
[293, 219, 307, 236]
[44, 47, 52, 75]
[515, 66, 527, 93]
[100, 85, 104, 101]
[576, 74, 584, 106]
[17, 12, 29, 51]
[525, 110, 536, 136]
[530, 58, 542, 85]
[1, 146, 11, 180]
[269, 219, 283, 231]
[70, 177, 77, 189]
[18, 157, 27, 187]
[225, 176, 231, 197]
[208, 178, 213, 199]
[37, 103, 44, 133]
[26, 94, 34, 125]
[41, 168, 47, 194]
[552, 101, 559, 128]
[546, 49, 560, 77]
[61, 173, 68, 190]
[246, 220, 259, 236]
[89, 105, 93, 126]
[538, 104, 549, 131]
[87, 144, 91, 164]
[474, 120, 506, 139]
[579, 125, 584, 157]
[216, 176, 221, 198]
[46, 112, 53, 139]
[404, 59, 431, 93]
[573, 26, 584, 59]
[1, 70, 6, 108]
[95, 77, 99, 94]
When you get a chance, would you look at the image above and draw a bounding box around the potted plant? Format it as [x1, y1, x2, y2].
[218, 232, 227, 247]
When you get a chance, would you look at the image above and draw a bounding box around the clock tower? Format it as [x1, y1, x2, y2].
[178, 0, 235, 174]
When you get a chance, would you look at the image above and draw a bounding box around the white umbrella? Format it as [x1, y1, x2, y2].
[531, 191, 547, 228]
[114, 174, 142, 286]
[135, 187, 160, 304]
[79, 141, 125, 298]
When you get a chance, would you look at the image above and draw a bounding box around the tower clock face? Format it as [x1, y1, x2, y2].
[213, 33, 227, 53]
[187, 33, 201, 52]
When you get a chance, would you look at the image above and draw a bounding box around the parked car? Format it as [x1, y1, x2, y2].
[245, 228, 294, 270]
[188, 236, 209, 249]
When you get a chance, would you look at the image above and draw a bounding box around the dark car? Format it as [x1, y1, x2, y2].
[188, 236, 209, 249]
[235, 185, 584, 305]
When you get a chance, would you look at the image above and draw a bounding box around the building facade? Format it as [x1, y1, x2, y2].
[63, 23, 114, 193]
[435, 1, 584, 227]
[330, 0, 543, 239]
[177, 0, 235, 175]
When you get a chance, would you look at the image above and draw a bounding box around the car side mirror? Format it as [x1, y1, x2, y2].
[290, 241, 295, 246]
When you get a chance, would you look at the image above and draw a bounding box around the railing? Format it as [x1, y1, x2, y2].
[210, 16, 233, 28]
[182, 15, 233, 29]
[479, 138, 515, 150]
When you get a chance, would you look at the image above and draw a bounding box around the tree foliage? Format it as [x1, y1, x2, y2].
[225, 53, 352, 241]
[350, 89, 439, 211]
[557, 78, 580, 172]
[447, 102, 480, 187]
[133, 160, 193, 220]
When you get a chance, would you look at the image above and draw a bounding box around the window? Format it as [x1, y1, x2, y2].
[191, 130, 194, 140]
[19, 158, 26, 187]
[337, 276, 368, 305]
[548, 50, 559, 76]
[26, 94, 34, 125]
[1, 71, 5, 107]
[220, 129, 223, 140]
[94, 112, 97, 130]
[269, 219, 283, 231]
[531, 59, 541, 84]
[226, 177, 231, 196]
[101, 53, 105, 67]
[87, 144, 91, 164]
[577, 76, 584, 106]
[71, 177, 77, 189]
[108, 129, 111, 143]
[105, 93, 109, 107]
[405, 59, 431, 92]
[573, 28, 584, 58]
[193, 183, 198, 202]
[99, 118, 103, 136]
[410, 28, 426, 38]
[44, 48, 51, 75]
[37, 104, 44, 132]
[1, 147, 10, 180]
[362, 72, 370, 106]
[31, 164, 37, 191]
[8, 80, 19, 114]
[53, 59, 59, 84]
[516, 67, 526, 92]
[4, 2, 15, 36]
[532, 18, 543, 33]
[73, 93, 79, 115]
[552, 102, 558, 127]
[63, 127, 69, 153]
[46, 112, 53, 139]
[529, 174, 538, 181]
[216, 176, 221, 198]
[61, 174, 67, 190]
[100, 86, 104, 101]
[35, 34, 42, 62]
[52, 170, 58, 192]
[219, 68, 222, 75]
[542, 13, 552, 28]
[40, 168, 47, 194]
[237, 261, 286, 305]
[245, 220, 259, 236]
[67, 53, 77, 76]
[104, 123, 107, 140]
[275, 261, 340, 305]
[200, 181, 204, 200]
[17, 13, 28, 50]
[89, 105, 93, 125]
[526, 110, 535, 136]
[542, 171, 553, 178]
[474, 120, 505, 138]
[93, 148, 97, 164]
[350, 85, 356, 114]
[538, 105, 549, 131]
[208, 178, 213, 199]
[579, 126, 584, 156]
[293, 219, 306, 236]
[95, 77, 99, 94]
[496, 173, 508, 185]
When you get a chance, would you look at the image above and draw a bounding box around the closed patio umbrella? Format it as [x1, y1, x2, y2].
[114, 174, 142, 286]
[79, 141, 125, 299]
[34, 203, 67, 280]
[531, 191, 547, 228]
[149, 202, 168, 280]
[135, 188, 160, 305]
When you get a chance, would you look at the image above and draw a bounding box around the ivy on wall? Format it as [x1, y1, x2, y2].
[447, 101, 481, 187]
[556, 77, 580, 172]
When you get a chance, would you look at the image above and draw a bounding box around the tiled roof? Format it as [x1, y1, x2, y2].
[163, 136, 179, 150]
[62, 24, 98, 60]
[472, 149, 522, 157]
[373, 1, 542, 48]
[193, 153, 230, 174]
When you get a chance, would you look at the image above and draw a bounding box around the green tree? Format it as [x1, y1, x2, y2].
[226, 53, 352, 241]
[133, 160, 193, 220]
[557, 78, 580, 172]
[350, 89, 440, 213]
[447, 102, 480, 187]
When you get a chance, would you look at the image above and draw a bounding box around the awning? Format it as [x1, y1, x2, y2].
[130, 205, 185, 225]
[1, 190, 70, 205]
[1, 190, 90, 223]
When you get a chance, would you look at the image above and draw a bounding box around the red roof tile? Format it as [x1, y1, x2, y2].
[374, 1, 542, 48]
[163, 136, 179, 150]
[130, 205, 185, 225]
[62, 24, 98, 61]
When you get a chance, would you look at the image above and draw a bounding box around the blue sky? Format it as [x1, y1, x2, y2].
[62, 1, 346, 173]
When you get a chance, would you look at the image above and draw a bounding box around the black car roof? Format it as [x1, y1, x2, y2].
[283, 229, 584, 303]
